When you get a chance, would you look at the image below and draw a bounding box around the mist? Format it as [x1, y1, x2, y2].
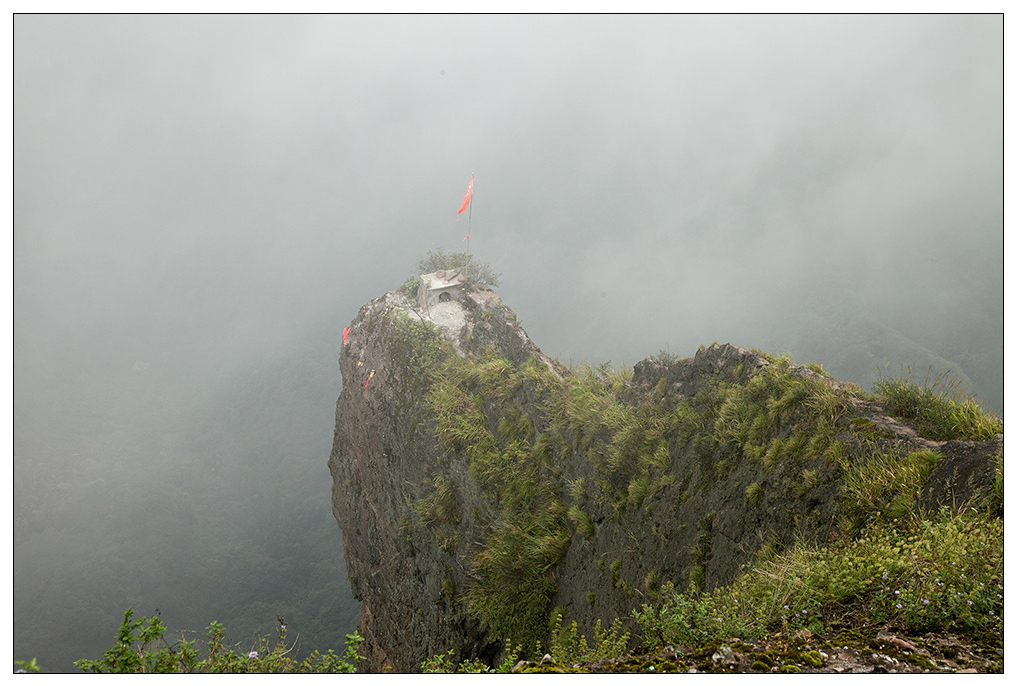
[13, 14, 1001, 671]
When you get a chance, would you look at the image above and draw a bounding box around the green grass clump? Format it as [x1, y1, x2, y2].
[627, 475, 650, 508]
[744, 481, 763, 506]
[568, 505, 596, 540]
[839, 446, 942, 526]
[874, 373, 1002, 441]
[467, 512, 570, 655]
[414, 475, 461, 526]
[709, 355, 860, 472]
[632, 507, 1002, 651]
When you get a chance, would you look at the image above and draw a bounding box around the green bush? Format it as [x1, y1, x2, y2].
[422, 642, 520, 673]
[400, 275, 422, 306]
[416, 248, 501, 286]
[74, 610, 363, 674]
[548, 611, 630, 665]
[633, 583, 748, 652]
[414, 475, 461, 526]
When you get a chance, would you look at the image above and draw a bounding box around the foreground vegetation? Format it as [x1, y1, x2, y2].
[66, 611, 364, 674]
[416, 506, 1002, 673]
[23, 502, 999, 674]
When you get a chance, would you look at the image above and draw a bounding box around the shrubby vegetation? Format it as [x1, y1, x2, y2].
[72, 609, 364, 674]
[421, 643, 521, 674]
[39, 494, 1000, 674]
[548, 611, 631, 665]
[416, 248, 501, 286]
[633, 506, 1003, 652]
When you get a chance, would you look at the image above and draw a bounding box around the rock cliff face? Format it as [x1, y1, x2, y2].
[328, 284, 1001, 673]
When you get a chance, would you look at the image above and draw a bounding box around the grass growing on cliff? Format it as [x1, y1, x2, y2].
[874, 371, 1002, 441]
[543, 364, 681, 514]
[385, 311, 453, 393]
[839, 445, 942, 527]
[427, 348, 571, 655]
[408, 330, 1002, 667]
[633, 507, 1003, 651]
[711, 355, 859, 468]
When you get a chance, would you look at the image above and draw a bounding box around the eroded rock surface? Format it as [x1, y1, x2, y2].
[328, 285, 1000, 673]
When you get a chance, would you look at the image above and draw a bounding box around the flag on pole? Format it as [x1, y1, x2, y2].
[456, 173, 473, 218]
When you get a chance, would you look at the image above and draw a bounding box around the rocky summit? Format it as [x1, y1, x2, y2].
[328, 282, 1001, 673]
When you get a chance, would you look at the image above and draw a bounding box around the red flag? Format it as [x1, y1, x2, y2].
[456, 173, 473, 216]
[342, 327, 350, 346]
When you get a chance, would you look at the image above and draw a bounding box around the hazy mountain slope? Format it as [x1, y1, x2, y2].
[13, 324, 359, 672]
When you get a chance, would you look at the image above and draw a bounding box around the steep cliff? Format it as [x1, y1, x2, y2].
[328, 284, 1001, 673]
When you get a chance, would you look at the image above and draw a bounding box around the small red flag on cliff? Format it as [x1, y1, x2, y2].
[456, 173, 473, 219]
[342, 327, 350, 346]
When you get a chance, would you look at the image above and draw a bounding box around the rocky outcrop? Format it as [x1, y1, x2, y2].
[328, 285, 555, 671]
[328, 284, 1001, 673]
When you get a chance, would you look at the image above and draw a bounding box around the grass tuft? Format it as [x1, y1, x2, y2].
[874, 371, 1001, 441]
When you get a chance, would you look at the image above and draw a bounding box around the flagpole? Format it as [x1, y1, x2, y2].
[457, 172, 474, 281]
[465, 196, 472, 281]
